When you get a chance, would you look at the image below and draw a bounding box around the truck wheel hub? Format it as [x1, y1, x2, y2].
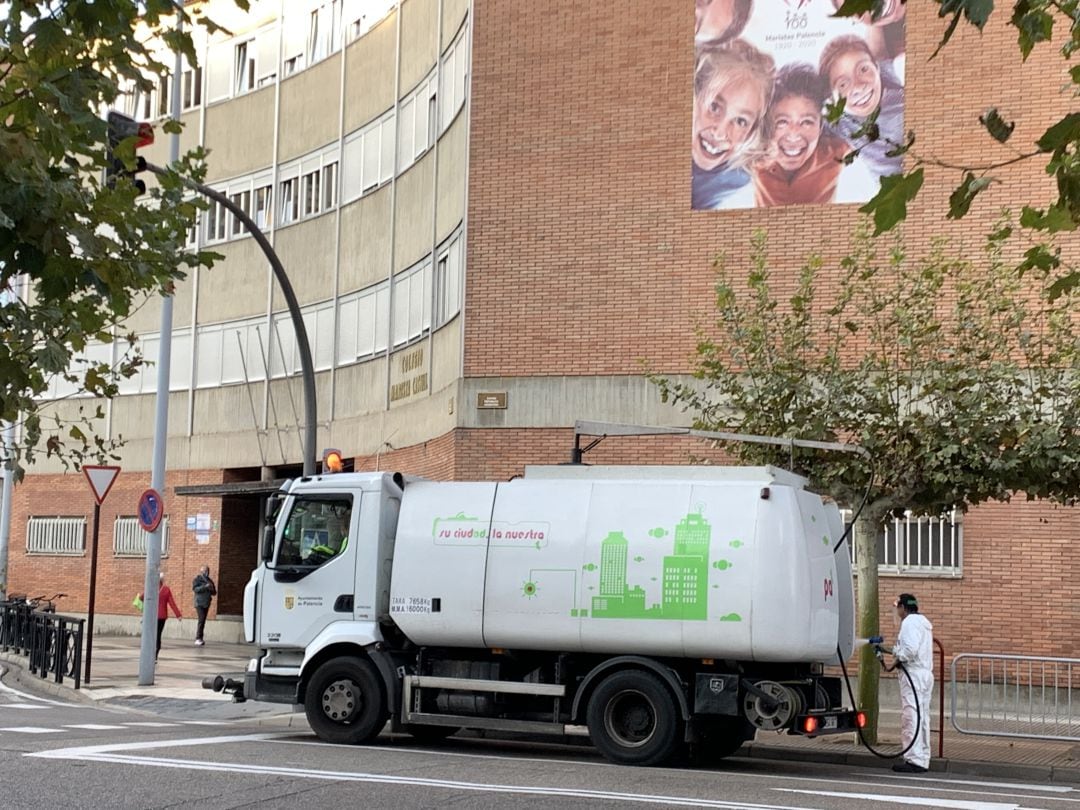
[321, 678, 360, 722]
[604, 690, 656, 747]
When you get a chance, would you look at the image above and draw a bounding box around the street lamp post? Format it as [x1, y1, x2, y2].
[144, 165, 318, 477]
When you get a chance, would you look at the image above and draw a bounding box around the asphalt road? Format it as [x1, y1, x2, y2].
[1, 677, 1076, 809]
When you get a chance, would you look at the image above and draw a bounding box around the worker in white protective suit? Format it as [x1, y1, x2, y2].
[885, 592, 934, 773]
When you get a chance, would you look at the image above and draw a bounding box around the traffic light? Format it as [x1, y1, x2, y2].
[322, 448, 346, 474]
[105, 111, 154, 194]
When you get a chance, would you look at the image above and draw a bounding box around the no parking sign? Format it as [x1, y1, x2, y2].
[137, 488, 164, 532]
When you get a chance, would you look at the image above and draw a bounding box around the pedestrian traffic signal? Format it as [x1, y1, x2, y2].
[105, 111, 154, 194]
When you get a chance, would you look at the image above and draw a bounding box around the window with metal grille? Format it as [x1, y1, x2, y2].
[113, 516, 170, 557]
[845, 509, 962, 576]
[26, 517, 86, 555]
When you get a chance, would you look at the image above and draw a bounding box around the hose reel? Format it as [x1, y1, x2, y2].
[742, 680, 803, 730]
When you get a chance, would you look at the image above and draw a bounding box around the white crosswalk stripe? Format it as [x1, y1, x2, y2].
[0, 726, 65, 733]
[65, 724, 127, 730]
[179, 720, 231, 726]
[121, 722, 180, 727]
[0, 703, 49, 710]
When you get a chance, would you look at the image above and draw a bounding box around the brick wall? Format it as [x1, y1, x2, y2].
[10, 431, 1076, 658]
[464, 0, 1073, 378]
[7, 469, 229, 619]
[875, 498, 1080, 661]
[459, 3, 1080, 660]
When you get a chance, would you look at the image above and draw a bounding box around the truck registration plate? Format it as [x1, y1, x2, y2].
[824, 716, 837, 730]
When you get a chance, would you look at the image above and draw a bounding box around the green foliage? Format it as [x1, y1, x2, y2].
[948, 172, 995, 219]
[831, 0, 1080, 296]
[860, 168, 924, 234]
[980, 108, 1016, 144]
[651, 225, 1080, 519]
[0, 1, 222, 474]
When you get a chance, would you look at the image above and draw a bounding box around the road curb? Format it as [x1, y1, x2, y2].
[0, 653, 95, 704]
[743, 741, 1080, 783]
[3, 652, 1080, 783]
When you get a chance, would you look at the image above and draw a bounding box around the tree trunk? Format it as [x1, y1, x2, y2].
[855, 510, 880, 744]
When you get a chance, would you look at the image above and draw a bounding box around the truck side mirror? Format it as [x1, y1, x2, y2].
[261, 524, 276, 563]
[264, 493, 282, 523]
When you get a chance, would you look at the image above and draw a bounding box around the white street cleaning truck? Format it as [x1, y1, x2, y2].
[216, 464, 861, 766]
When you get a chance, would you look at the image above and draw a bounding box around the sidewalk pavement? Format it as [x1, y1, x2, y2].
[4, 635, 1080, 781]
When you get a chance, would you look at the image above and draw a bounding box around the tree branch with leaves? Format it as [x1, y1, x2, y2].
[830, 0, 1078, 296]
[650, 223, 1080, 740]
[0, 0, 244, 477]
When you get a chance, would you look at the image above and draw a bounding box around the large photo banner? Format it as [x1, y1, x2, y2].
[692, 0, 906, 210]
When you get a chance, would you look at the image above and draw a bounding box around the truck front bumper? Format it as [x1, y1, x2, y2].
[244, 656, 302, 705]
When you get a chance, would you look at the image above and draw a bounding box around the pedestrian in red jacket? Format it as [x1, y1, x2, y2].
[139, 573, 182, 661]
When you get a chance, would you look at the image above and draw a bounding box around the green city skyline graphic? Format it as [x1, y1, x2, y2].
[584, 512, 740, 622]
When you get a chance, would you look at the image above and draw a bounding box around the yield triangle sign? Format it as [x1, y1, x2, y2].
[83, 465, 121, 505]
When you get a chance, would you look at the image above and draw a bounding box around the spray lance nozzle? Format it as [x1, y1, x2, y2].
[853, 635, 884, 648]
[853, 636, 888, 663]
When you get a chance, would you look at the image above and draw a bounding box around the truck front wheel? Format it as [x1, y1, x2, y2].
[304, 656, 387, 745]
[586, 670, 681, 766]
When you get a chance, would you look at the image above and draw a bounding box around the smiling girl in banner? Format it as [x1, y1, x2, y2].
[691, 40, 775, 210]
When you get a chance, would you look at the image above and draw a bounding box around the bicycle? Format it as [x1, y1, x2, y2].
[25, 593, 66, 613]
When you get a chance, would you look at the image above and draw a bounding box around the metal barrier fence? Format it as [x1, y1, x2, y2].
[0, 600, 84, 689]
[951, 653, 1080, 741]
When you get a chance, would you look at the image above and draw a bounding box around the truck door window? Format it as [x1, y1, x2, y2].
[277, 496, 353, 568]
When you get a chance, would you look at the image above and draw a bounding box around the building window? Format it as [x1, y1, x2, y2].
[139, 87, 154, 120]
[428, 91, 438, 146]
[255, 185, 272, 229]
[848, 509, 963, 576]
[284, 55, 302, 76]
[302, 170, 321, 217]
[331, 0, 342, 52]
[362, 122, 381, 192]
[280, 178, 298, 224]
[187, 214, 199, 247]
[235, 40, 256, 94]
[230, 189, 252, 237]
[322, 162, 337, 210]
[308, 10, 326, 64]
[349, 15, 367, 41]
[206, 199, 227, 242]
[157, 75, 171, 117]
[435, 253, 449, 325]
[26, 516, 86, 555]
[182, 66, 202, 109]
[114, 516, 170, 557]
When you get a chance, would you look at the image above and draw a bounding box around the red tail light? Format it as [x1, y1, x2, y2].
[856, 711, 867, 729]
[802, 716, 819, 734]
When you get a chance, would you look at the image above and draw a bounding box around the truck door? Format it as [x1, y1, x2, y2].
[258, 492, 360, 648]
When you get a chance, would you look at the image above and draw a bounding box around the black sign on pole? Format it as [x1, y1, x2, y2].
[82, 466, 120, 686]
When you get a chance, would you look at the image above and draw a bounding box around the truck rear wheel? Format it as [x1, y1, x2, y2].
[304, 656, 387, 745]
[586, 670, 681, 766]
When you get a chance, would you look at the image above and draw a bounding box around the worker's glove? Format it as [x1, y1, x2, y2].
[874, 646, 886, 663]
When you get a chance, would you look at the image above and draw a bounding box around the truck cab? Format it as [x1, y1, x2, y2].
[241, 472, 404, 705]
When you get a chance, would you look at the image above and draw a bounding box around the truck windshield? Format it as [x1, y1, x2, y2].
[276, 495, 354, 568]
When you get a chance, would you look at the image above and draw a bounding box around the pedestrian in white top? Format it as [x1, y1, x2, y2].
[885, 592, 934, 773]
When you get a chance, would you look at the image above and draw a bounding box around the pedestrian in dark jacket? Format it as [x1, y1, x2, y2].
[192, 565, 216, 646]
